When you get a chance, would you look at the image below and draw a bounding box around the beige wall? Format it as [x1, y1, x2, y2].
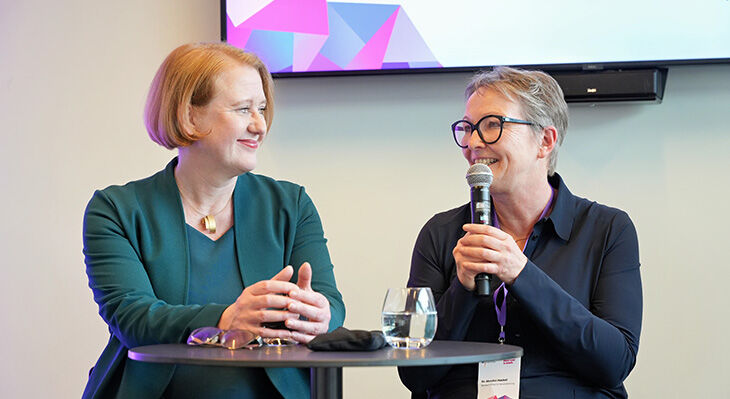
[1, 1, 729, 397]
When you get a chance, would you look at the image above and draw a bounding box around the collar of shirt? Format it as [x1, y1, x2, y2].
[545, 172, 575, 242]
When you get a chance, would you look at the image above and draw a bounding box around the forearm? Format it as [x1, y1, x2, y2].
[96, 292, 227, 348]
[399, 233, 480, 393]
[431, 277, 480, 340]
[512, 261, 641, 387]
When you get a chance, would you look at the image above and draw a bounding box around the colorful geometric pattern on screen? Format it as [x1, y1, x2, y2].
[226, 0, 441, 73]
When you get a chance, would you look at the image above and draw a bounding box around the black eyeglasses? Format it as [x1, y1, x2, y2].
[451, 115, 535, 148]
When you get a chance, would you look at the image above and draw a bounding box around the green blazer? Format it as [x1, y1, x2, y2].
[82, 158, 346, 398]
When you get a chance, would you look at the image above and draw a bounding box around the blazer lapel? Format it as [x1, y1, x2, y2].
[233, 173, 286, 287]
[142, 158, 190, 305]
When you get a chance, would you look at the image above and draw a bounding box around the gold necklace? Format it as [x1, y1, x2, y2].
[180, 194, 232, 234]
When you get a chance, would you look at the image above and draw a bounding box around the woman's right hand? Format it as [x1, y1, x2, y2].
[452, 224, 528, 290]
[217, 266, 301, 339]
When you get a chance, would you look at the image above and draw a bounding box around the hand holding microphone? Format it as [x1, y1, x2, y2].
[453, 164, 529, 293]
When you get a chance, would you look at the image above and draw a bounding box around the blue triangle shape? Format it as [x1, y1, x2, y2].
[245, 30, 294, 73]
[328, 2, 398, 43]
[319, 7, 365, 68]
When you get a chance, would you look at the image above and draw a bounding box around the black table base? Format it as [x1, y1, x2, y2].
[311, 367, 342, 399]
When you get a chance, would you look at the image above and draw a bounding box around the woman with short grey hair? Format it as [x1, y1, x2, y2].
[399, 66, 642, 398]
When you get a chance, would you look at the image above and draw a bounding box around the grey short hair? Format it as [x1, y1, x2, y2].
[465, 67, 568, 176]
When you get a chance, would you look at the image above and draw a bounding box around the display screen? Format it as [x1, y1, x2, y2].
[222, 0, 730, 76]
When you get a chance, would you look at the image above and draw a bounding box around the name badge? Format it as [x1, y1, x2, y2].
[477, 357, 521, 399]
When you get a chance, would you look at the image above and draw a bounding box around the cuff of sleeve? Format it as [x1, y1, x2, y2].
[447, 275, 484, 306]
[434, 277, 481, 340]
[510, 260, 538, 295]
[194, 303, 229, 329]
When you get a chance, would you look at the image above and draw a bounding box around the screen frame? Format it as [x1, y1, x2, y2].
[220, 0, 730, 79]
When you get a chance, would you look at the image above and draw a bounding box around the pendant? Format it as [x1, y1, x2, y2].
[202, 215, 216, 234]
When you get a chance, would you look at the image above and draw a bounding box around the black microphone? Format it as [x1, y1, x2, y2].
[466, 163, 493, 296]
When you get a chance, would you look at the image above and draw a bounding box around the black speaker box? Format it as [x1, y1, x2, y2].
[550, 68, 668, 103]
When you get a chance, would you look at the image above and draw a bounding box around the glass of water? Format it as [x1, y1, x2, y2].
[381, 287, 437, 349]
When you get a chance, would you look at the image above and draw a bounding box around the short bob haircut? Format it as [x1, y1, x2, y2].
[144, 42, 274, 149]
[465, 67, 568, 176]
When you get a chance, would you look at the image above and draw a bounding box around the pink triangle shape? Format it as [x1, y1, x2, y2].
[307, 53, 341, 72]
[238, 0, 329, 35]
[226, 16, 253, 47]
[293, 33, 329, 72]
[344, 6, 399, 70]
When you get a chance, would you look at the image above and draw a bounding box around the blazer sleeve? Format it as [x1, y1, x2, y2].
[288, 187, 346, 331]
[510, 210, 642, 388]
[83, 190, 227, 349]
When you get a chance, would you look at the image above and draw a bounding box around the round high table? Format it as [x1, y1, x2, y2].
[129, 340, 522, 399]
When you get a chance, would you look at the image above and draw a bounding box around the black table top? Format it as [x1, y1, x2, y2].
[128, 340, 522, 368]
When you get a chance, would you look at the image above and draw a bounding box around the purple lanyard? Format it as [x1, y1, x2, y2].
[491, 188, 555, 344]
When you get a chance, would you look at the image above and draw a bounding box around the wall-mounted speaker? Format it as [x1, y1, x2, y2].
[550, 68, 668, 103]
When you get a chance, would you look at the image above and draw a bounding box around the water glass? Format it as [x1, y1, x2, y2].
[381, 287, 437, 349]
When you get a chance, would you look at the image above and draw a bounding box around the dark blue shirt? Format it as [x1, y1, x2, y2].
[398, 173, 642, 399]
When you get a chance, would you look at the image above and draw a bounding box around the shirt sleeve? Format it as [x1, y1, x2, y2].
[398, 216, 480, 393]
[288, 187, 346, 332]
[83, 190, 228, 350]
[510, 210, 642, 388]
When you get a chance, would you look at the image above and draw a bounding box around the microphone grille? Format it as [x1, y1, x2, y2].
[466, 163, 493, 188]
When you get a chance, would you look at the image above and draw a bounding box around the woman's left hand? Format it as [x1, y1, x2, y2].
[284, 262, 332, 343]
[457, 224, 529, 285]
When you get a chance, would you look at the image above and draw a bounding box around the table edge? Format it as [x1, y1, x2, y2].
[128, 342, 523, 368]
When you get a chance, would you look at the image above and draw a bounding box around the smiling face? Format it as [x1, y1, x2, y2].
[187, 63, 267, 176]
[462, 88, 547, 195]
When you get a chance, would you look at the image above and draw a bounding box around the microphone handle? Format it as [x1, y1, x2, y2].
[471, 186, 492, 296]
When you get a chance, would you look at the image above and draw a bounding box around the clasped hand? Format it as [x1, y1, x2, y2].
[452, 224, 528, 290]
[217, 262, 330, 344]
